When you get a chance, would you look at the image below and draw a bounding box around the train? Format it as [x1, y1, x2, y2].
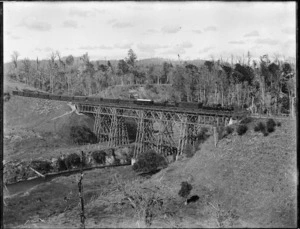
[12, 89, 235, 113]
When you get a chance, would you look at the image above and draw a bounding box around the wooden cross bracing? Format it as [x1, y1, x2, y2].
[80, 103, 232, 158]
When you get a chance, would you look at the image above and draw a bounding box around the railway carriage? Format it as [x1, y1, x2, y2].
[134, 99, 154, 106]
[60, 95, 72, 101]
[51, 94, 62, 100]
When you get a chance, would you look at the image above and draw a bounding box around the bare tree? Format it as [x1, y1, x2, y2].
[11, 51, 20, 69]
[48, 52, 57, 94]
[11, 51, 20, 80]
[56, 51, 66, 71]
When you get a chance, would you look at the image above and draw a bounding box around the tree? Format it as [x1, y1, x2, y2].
[10, 51, 20, 80]
[11, 51, 20, 69]
[117, 59, 130, 85]
[20, 58, 32, 85]
[126, 49, 137, 67]
[80, 53, 95, 95]
[162, 62, 173, 84]
[172, 65, 186, 101]
[66, 55, 74, 66]
[65, 55, 75, 95]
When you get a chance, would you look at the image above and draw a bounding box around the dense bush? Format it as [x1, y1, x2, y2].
[31, 160, 52, 174]
[240, 116, 253, 124]
[254, 122, 266, 132]
[133, 150, 168, 174]
[196, 127, 210, 143]
[266, 119, 276, 133]
[225, 126, 234, 135]
[91, 150, 106, 164]
[57, 157, 68, 171]
[236, 124, 248, 135]
[70, 126, 98, 145]
[183, 144, 195, 158]
[178, 181, 193, 199]
[65, 153, 82, 168]
[277, 122, 282, 127]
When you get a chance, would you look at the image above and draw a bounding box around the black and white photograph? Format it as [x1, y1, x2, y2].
[2, 1, 297, 228]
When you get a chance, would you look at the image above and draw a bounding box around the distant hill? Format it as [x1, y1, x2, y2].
[4, 56, 207, 73]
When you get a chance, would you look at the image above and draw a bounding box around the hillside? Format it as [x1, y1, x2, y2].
[13, 118, 297, 228]
[3, 78, 95, 162]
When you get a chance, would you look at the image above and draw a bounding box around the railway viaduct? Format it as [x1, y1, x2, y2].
[12, 91, 242, 158]
[75, 101, 237, 158]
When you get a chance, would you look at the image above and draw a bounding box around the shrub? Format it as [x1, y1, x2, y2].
[196, 127, 210, 143]
[70, 126, 98, 145]
[254, 122, 266, 132]
[183, 144, 195, 158]
[178, 181, 193, 199]
[236, 124, 248, 135]
[133, 150, 167, 174]
[57, 157, 68, 171]
[65, 153, 81, 168]
[115, 178, 166, 227]
[266, 119, 276, 133]
[277, 122, 281, 127]
[31, 160, 52, 174]
[194, 127, 210, 150]
[263, 131, 269, 136]
[240, 116, 253, 124]
[91, 150, 106, 164]
[225, 126, 234, 135]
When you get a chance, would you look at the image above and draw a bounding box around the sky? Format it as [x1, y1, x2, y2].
[3, 1, 296, 63]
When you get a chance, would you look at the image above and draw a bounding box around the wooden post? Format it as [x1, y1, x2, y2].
[213, 127, 218, 147]
[78, 151, 85, 229]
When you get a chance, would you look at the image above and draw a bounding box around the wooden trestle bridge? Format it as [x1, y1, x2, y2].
[75, 102, 235, 158]
[12, 90, 240, 159]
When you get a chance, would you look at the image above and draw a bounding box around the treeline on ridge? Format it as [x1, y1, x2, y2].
[5, 49, 296, 116]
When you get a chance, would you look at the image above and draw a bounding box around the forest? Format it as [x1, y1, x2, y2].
[5, 49, 296, 116]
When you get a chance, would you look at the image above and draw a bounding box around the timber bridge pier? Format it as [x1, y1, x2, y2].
[12, 90, 245, 158]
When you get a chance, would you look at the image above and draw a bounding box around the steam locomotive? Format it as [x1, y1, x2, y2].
[12, 90, 234, 112]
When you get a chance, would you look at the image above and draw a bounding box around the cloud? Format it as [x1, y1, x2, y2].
[204, 26, 217, 32]
[20, 17, 51, 31]
[114, 42, 133, 49]
[161, 47, 186, 56]
[229, 40, 245, 44]
[192, 29, 202, 34]
[62, 20, 78, 28]
[161, 25, 181, 33]
[179, 41, 193, 49]
[35, 47, 54, 52]
[161, 42, 192, 55]
[107, 19, 117, 24]
[255, 38, 278, 45]
[282, 27, 294, 35]
[11, 35, 21, 40]
[244, 30, 259, 37]
[69, 8, 92, 17]
[137, 43, 168, 52]
[79, 45, 113, 50]
[199, 46, 214, 53]
[5, 31, 21, 40]
[146, 29, 159, 33]
[112, 22, 133, 28]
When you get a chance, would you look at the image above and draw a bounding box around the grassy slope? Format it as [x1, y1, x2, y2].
[4, 79, 95, 161]
[16, 119, 297, 228]
[149, 118, 297, 227]
[4, 166, 138, 228]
